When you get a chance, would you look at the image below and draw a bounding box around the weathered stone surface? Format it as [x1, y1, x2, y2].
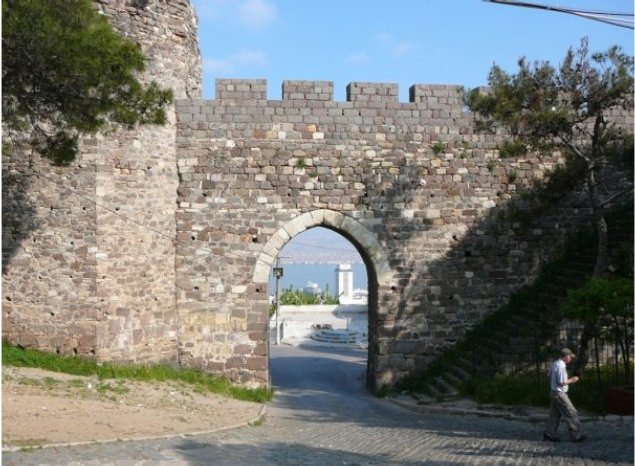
[2, 0, 201, 364]
[2, 1, 633, 390]
[172, 75, 632, 389]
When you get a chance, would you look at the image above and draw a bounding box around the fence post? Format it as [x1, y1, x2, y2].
[594, 336, 601, 385]
[533, 326, 540, 379]
[614, 330, 620, 383]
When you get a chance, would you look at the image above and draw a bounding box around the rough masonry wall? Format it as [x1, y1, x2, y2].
[2, 0, 202, 363]
[3, 158, 99, 354]
[3, 0, 633, 389]
[174, 79, 633, 387]
[90, 0, 202, 363]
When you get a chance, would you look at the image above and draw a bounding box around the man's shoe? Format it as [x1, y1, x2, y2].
[572, 435, 587, 442]
[543, 433, 559, 442]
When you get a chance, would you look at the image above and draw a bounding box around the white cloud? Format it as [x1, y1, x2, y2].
[203, 49, 268, 75]
[193, 0, 277, 30]
[376, 31, 393, 45]
[232, 49, 268, 66]
[193, 0, 232, 21]
[375, 31, 418, 58]
[347, 52, 370, 65]
[393, 41, 418, 57]
[203, 57, 234, 74]
[237, 0, 277, 29]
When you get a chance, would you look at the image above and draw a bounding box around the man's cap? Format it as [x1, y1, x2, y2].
[561, 348, 576, 359]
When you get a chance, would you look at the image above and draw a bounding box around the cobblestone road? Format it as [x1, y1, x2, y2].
[4, 346, 633, 465]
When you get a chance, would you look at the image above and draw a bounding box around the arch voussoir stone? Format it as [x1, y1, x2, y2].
[254, 210, 392, 289]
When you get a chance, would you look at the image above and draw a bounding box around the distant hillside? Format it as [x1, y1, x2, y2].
[279, 227, 363, 264]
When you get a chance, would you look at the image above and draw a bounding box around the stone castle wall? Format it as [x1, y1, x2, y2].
[174, 79, 632, 387]
[2, 160, 99, 355]
[3, 0, 202, 363]
[2, 1, 632, 389]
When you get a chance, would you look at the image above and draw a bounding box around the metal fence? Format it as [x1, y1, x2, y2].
[467, 318, 633, 385]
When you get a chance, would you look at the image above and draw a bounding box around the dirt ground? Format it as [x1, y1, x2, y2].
[2, 366, 265, 450]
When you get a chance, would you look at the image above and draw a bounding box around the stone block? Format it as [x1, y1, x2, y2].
[246, 356, 268, 371]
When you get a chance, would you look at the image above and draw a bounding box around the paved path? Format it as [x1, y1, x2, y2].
[4, 346, 633, 465]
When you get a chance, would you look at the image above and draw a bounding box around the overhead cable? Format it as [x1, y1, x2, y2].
[484, 0, 634, 29]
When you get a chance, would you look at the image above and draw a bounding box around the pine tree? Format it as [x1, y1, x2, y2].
[2, 0, 173, 164]
[466, 38, 634, 372]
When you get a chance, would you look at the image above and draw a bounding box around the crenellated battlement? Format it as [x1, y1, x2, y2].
[210, 78, 632, 123]
[283, 80, 334, 101]
[178, 78, 633, 150]
[214, 78, 465, 109]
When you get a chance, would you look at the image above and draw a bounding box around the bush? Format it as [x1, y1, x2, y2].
[278, 285, 339, 305]
[461, 365, 633, 415]
[462, 375, 549, 407]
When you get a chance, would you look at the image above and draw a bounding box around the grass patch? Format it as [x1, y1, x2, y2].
[13, 441, 45, 452]
[96, 381, 130, 396]
[460, 366, 632, 415]
[462, 375, 549, 408]
[2, 341, 273, 403]
[431, 141, 446, 154]
[249, 414, 266, 427]
[69, 378, 87, 388]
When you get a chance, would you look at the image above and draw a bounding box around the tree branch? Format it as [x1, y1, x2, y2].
[600, 187, 634, 207]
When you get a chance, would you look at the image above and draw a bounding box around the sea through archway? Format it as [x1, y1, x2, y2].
[269, 227, 369, 347]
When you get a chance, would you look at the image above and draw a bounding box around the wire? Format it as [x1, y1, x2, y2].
[484, 0, 635, 29]
[285, 239, 358, 254]
[25, 168, 359, 260]
[28, 167, 238, 259]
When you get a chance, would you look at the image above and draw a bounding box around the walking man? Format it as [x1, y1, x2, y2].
[543, 348, 586, 442]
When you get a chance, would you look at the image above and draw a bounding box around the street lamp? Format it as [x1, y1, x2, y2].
[272, 261, 285, 345]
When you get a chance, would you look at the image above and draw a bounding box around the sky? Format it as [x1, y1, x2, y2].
[189, 0, 633, 263]
[191, 0, 633, 101]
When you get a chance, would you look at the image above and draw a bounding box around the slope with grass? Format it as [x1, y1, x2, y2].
[2, 341, 273, 403]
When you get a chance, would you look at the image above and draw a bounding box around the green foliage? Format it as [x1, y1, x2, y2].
[466, 38, 633, 153]
[431, 141, 446, 154]
[507, 170, 518, 183]
[462, 375, 549, 407]
[534, 154, 587, 203]
[465, 37, 634, 264]
[607, 132, 634, 175]
[498, 140, 527, 158]
[561, 276, 634, 379]
[2, 0, 173, 164]
[394, 204, 633, 413]
[2, 341, 273, 403]
[462, 365, 632, 415]
[561, 277, 634, 322]
[278, 285, 339, 305]
[465, 39, 634, 254]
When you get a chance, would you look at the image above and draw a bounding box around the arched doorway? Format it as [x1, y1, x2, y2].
[253, 210, 393, 391]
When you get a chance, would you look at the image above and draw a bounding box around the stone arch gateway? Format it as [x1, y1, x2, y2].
[253, 210, 394, 389]
[2, 1, 632, 392]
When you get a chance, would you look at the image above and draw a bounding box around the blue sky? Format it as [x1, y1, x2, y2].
[191, 0, 633, 101]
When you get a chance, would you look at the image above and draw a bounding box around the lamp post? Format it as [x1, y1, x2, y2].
[272, 261, 284, 345]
